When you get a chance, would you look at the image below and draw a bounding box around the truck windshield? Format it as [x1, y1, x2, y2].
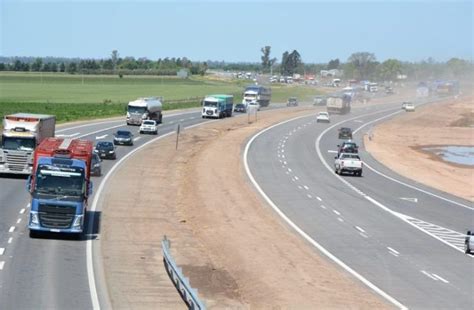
[2, 136, 35, 151]
[203, 101, 218, 107]
[128, 106, 146, 114]
[244, 94, 256, 99]
[35, 165, 85, 196]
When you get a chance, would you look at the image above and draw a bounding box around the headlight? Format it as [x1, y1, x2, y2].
[30, 212, 39, 224]
[94, 163, 100, 167]
[109, 151, 114, 154]
[126, 112, 130, 117]
[73, 215, 83, 228]
[94, 149, 98, 153]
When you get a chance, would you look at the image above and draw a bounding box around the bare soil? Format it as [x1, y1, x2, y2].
[100, 106, 390, 309]
[364, 96, 474, 201]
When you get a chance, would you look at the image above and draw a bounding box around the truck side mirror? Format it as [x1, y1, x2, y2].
[26, 175, 32, 192]
[88, 182, 94, 196]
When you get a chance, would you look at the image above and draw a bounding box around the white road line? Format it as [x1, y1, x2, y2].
[316, 196, 322, 201]
[432, 274, 449, 283]
[7, 238, 12, 244]
[328, 150, 338, 153]
[307, 194, 312, 198]
[387, 247, 400, 255]
[0, 248, 5, 255]
[133, 137, 141, 142]
[281, 155, 285, 159]
[179, 119, 185, 122]
[0, 261, 4, 270]
[95, 134, 108, 140]
[294, 176, 299, 180]
[283, 161, 287, 165]
[16, 218, 21, 224]
[333, 210, 341, 216]
[20, 208, 25, 214]
[26, 203, 30, 209]
[320, 205, 327, 209]
[338, 217, 344, 222]
[355, 226, 366, 233]
[389, 252, 399, 257]
[56, 132, 80, 138]
[245, 112, 407, 310]
[287, 168, 292, 172]
[298, 185, 303, 189]
[360, 233, 369, 238]
[421, 270, 438, 281]
[303, 185, 309, 190]
[8, 226, 15, 233]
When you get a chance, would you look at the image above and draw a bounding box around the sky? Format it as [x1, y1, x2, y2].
[0, 0, 472, 63]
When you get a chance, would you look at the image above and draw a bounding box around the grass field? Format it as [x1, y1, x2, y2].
[0, 72, 322, 123]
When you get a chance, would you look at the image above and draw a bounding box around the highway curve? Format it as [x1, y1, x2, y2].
[246, 98, 473, 309]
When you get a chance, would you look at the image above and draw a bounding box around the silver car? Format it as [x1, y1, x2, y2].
[465, 231, 474, 254]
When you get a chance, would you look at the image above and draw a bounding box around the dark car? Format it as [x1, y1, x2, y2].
[338, 127, 353, 140]
[91, 153, 102, 177]
[337, 141, 358, 155]
[94, 141, 117, 159]
[234, 103, 247, 113]
[113, 130, 134, 146]
[287, 97, 298, 107]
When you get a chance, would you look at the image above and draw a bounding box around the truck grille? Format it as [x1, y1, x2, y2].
[5, 152, 28, 171]
[38, 204, 75, 229]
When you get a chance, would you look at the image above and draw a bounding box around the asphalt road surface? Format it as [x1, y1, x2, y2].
[246, 98, 473, 309]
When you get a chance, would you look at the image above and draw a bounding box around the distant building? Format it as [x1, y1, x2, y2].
[177, 68, 189, 78]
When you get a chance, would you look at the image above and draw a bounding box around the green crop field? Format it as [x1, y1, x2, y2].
[0, 72, 322, 123]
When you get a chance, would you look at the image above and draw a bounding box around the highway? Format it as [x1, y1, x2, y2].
[246, 99, 473, 309]
[0, 109, 222, 309]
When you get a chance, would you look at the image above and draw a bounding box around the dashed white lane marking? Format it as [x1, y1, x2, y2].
[294, 176, 299, 180]
[432, 274, 449, 283]
[320, 205, 327, 209]
[0, 248, 4, 255]
[421, 270, 438, 281]
[307, 194, 312, 198]
[0, 261, 4, 270]
[189, 117, 196, 120]
[95, 134, 108, 140]
[298, 185, 303, 189]
[20, 208, 25, 214]
[338, 217, 344, 222]
[360, 233, 369, 238]
[333, 210, 341, 216]
[316, 196, 322, 201]
[281, 149, 285, 153]
[303, 185, 309, 190]
[287, 168, 292, 172]
[7, 238, 12, 244]
[355, 226, 366, 233]
[283, 161, 287, 165]
[179, 118, 185, 122]
[328, 150, 338, 153]
[8, 226, 15, 233]
[56, 132, 80, 138]
[27, 203, 30, 208]
[281, 155, 285, 159]
[133, 137, 141, 142]
[387, 247, 400, 255]
[16, 218, 21, 224]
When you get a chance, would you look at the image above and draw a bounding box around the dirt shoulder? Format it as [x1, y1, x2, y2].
[100, 107, 390, 309]
[364, 96, 473, 201]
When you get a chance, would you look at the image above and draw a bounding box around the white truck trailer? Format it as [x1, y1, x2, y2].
[0, 113, 55, 175]
[126, 97, 163, 125]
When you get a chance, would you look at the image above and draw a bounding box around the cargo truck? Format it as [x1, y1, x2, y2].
[0, 113, 55, 175]
[327, 94, 351, 114]
[126, 97, 163, 125]
[27, 138, 93, 237]
[202, 94, 234, 119]
[242, 85, 271, 108]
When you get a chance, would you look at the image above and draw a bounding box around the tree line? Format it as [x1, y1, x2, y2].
[0, 50, 208, 76]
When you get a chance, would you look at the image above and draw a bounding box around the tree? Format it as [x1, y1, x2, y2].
[31, 57, 43, 72]
[280, 51, 289, 75]
[261, 46, 272, 72]
[347, 52, 377, 79]
[66, 62, 77, 74]
[59, 62, 66, 72]
[378, 59, 402, 81]
[111, 50, 119, 71]
[447, 57, 470, 77]
[327, 58, 340, 70]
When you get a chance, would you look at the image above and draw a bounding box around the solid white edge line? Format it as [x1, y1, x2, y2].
[421, 270, 438, 281]
[87, 118, 219, 309]
[243, 113, 407, 310]
[432, 274, 449, 283]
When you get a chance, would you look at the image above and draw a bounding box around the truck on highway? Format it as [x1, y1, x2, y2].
[327, 94, 351, 114]
[334, 152, 363, 176]
[202, 94, 234, 119]
[27, 138, 93, 237]
[242, 85, 271, 109]
[126, 97, 163, 125]
[0, 113, 55, 175]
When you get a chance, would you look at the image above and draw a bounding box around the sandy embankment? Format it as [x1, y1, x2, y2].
[100, 106, 389, 309]
[365, 96, 473, 201]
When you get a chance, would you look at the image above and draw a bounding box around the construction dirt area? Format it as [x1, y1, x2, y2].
[365, 95, 473, 202]
[99, 90, 471, 309]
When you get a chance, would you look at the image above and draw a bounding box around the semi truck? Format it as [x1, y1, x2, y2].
[202, 94, 234, 119]
[242, 85, 271, 108]
[126, 97, 163, 125]
[27, 138, 93, 237]
[327, 94, 351, 114]
[0, 113, 55, 175]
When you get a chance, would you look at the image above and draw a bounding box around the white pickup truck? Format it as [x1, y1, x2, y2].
[334, 153, 363, 176]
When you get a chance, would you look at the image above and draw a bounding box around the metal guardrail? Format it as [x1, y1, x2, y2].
[162, 235, 206, 310]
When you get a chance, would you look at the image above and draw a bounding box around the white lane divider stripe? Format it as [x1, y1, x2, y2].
[20, 208, 25, 214]
[307, 194, 312, 198]
[0, 248, 5, 255]
[387, 247, 400, 255]
[338, 218, 344, 222]
[421, 270, 438, 281]
[0, 261, 5, 270]
[303, 185, 309, 190]
[133, 137, 141, 142]
[16, 218, 21, 224]
[355, 226, 366, 233]
[7, 238, 12, 244]
[316, 196, 322, 202]
[432, 274, 449, 283]
[333, 210, 341, 216]
[8, 226, 15, 233]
